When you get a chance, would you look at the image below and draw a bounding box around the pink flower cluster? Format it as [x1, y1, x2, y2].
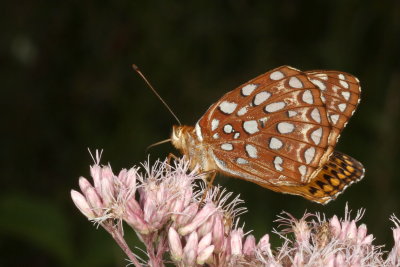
[273, 208, 382, 266]
[71, 152, 400, 267]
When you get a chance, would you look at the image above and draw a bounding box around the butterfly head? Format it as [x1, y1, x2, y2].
[171, 125, 194, 153]
[171, 125, 216, 171]
[171, 125, 183, 147]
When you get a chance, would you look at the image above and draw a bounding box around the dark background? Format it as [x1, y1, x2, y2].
[1, 0, 400, 266]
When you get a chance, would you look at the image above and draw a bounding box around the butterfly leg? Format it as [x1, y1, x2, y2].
[162, 153, 180, 173]
[167, 153, 180, 164]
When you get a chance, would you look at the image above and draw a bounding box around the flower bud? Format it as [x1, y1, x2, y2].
[100, 175, 115, 206]
[117, 168, 127, 182]
[230, 228, 243, 256]
[171, 198, 185, 221]
[124, 206, 151, 234]
[85, 186, 104, 215]
[339, 221, 350, 240]
[126, 198, 143, 218]
[183, 231, 198, 266]
[124, 167, 138, 195]
[101, 165, 114, 180]
[393, 227, 400, 256]
[357, 223, 367, 243]
[90, 164, 102, 189]
[393, 227, 400, 244]
[224, 237, 231, 258]
[243, 235, 256, 256]
[176, 203, 198, 226]
[71, 190, 96, 219]
[78, 177, 103, 214]
[78, 177, 93, 194]
[179, 203, 216, 236]
[361, 234, 374, 245]
[197, 215, 214, 238]
[196, 245, 214, 265]
[346, 220, 357, 240]
[293, 219, 310, 246]
[212, 214, 225, 253]
[258, 234, 271, 256]
[168, 227, 183, 261]
[330, 215, 341, 238]
[142, 191, 157, 222]
[197, 232, 212, 254]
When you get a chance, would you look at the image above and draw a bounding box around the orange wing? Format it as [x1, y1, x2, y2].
[195, 66, 362, 202]
[273, 151, 365, 204]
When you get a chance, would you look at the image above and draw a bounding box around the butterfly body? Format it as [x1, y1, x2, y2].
[171, 66, 364, 204]
[172, 125, 218, 172]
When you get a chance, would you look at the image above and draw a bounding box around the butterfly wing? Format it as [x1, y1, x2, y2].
[305, 70, 361, 145]
[274, 151, 365, 204]
[197, 66, 362, 199]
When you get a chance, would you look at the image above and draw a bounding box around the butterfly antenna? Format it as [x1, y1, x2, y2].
[145, 138, 172, 153]
[132, 64, 181, 125]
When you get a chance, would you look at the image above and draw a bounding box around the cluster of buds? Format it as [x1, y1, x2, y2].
[274, 207, 383, 266]
[166, 187, 276, 266]
[70, 152, 272, 266]
[71, 152, 400, 266]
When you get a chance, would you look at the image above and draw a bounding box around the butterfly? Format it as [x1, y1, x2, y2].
[171, 66, 364, 204]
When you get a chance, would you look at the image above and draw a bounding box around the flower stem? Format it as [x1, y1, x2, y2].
[103, 223, 142, 267]
[143, 234, 165, 267]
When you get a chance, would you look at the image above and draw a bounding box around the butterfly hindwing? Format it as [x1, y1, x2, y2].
[272, 151, 365, 204]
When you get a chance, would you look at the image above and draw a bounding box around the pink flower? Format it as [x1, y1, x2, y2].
[136, 158, 198, 232]
[71, 152, 400, 266]
[328, 205, 374, 246]
[386, 215, 400, 266]
[71, 150, 139, 224]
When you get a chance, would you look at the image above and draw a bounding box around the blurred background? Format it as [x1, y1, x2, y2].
[1, 0, 400, 266]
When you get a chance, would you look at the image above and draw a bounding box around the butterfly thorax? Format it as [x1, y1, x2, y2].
[171, 125, 218, 172]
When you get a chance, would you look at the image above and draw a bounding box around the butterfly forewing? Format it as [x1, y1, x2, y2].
[197, 66, 340, 186]
[173, 65, 363, 203]
[306, 70, 361, 145]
